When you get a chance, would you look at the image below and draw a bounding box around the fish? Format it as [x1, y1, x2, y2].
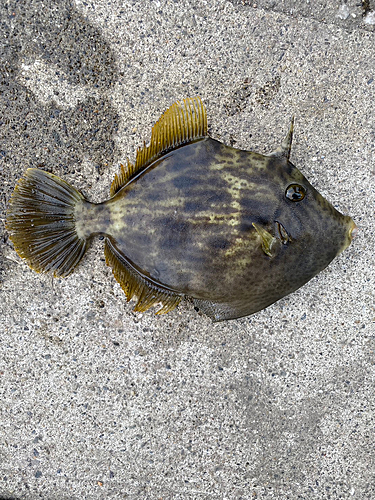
[5, 97, 357, 321]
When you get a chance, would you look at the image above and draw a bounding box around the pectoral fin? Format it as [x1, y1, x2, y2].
[252, 223, 280, 258]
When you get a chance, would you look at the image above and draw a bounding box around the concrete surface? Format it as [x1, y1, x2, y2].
[1, 0, 374, 499]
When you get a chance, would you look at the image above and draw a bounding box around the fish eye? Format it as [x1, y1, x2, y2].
[285, 184, 306, 202]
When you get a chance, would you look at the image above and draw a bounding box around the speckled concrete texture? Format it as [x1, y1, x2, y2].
[1, 1, 374, 499]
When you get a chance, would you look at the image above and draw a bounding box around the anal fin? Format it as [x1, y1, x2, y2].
[104, 238, 181, 314]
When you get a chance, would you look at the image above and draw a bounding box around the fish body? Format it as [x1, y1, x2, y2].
[6, 98, 356, 320]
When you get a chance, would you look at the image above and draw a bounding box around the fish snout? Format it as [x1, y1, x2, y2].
[349, 220, 358, 241]
[339, 216, 358, 253]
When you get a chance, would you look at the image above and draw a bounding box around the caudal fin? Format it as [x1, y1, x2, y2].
[6, 168, 87, 277]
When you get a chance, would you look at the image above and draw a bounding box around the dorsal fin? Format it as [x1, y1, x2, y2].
[268, 116, 294, 161]
[110, 159, 133, 198]
[104, 238, 182, 314]
[110, 97, 207, 197]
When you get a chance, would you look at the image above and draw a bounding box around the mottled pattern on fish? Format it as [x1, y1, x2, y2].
[6, 97, 356, 320]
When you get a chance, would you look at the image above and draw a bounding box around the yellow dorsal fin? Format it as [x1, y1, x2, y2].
[110, 159, 133, 198]
[110, 97, 207, 197]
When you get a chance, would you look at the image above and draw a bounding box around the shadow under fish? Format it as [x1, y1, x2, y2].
[6, 97, 357, 321]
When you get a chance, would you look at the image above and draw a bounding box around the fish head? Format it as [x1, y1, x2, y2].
[265, 156, 356, 279]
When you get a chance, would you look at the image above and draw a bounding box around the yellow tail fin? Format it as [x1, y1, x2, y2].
[6, 168, 87, 277]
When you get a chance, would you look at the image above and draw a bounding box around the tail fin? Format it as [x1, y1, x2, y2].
[6, 168, 87, 277]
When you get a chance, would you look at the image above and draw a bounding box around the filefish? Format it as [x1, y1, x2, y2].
[6, 97, 357, 321]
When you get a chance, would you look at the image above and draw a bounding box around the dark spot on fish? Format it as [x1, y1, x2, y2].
[157, 217, 187, 232]
[238, 220, 254, 232]
[172, 176, 200, 189]
[283, 160, 295, 176]
[184, 200, 204, 212]
[239, 196, 275, 218]
[266, 157, 278, 171]
[206, 190, 233, 205]
[94, 203, 106, 213]
[210, 237, 231, 250]
[146, 190, 164, 202]
[183, 140, 205, 157]
[156, 217, 193, 248]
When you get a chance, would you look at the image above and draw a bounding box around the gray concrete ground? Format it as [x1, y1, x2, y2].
[1, 0, 375, 499]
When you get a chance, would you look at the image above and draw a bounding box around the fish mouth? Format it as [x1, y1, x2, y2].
[336, 216, 357, 254]
[275, 220, 291, 244]
[349, 221, 358, 241]
[342, 218, 358, 252]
